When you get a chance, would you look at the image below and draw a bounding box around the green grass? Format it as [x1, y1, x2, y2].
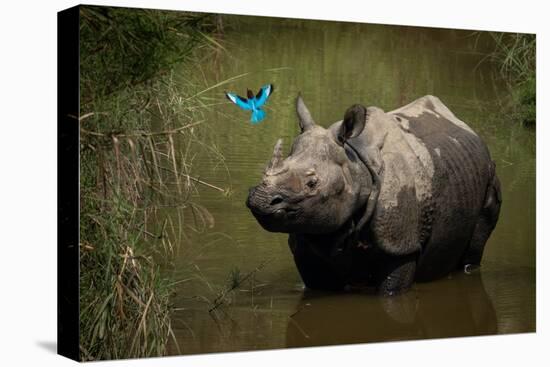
[78, 6, 227, 360]
[80, 6, 222, 104]
[487, 33, 536, 126]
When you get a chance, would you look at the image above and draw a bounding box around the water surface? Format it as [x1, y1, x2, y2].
[167, 16, 535, 355]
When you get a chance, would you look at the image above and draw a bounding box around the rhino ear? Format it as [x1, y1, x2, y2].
[337, 104, 367, 144]
[296, 94, 315, 132]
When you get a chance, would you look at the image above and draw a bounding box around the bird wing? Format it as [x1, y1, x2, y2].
[226, 92, 253, 110]
[254, 84, 274, 108]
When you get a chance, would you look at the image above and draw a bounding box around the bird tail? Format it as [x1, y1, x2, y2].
[250, 108, 266, 124]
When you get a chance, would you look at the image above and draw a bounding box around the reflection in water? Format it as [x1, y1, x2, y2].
[286, 272, 496, 348]
[166, 15, 535, 356]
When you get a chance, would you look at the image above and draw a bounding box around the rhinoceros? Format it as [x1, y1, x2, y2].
[246, 95, 501, 295]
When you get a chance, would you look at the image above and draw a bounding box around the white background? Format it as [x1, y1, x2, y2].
[0, 0, 547, 365]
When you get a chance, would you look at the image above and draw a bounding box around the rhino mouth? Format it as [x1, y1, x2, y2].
[248, 200, 300, 217]
[249, 205, 299, 219]
[250, 209, 301, 233]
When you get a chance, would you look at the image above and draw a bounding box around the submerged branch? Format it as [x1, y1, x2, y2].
[208, 259, 272, 313]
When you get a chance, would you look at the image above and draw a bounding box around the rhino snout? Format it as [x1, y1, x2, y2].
[246, 186, 287, 215]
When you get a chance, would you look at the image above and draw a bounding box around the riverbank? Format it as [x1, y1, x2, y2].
[78, 6, 225, 360]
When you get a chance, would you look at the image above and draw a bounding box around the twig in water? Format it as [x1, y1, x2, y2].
[208, 259, 273, 313]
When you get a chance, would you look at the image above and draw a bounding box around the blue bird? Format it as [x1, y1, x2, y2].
[225, 84, 274, 124]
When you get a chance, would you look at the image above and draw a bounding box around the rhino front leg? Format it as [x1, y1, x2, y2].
[376, 253, 417, 295]
[289, 235, 347, 291]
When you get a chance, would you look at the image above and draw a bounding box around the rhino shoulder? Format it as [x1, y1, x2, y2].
[362, 107, 435, 255]
[365, 107, 434, 199]
[368, 151, 423, 256]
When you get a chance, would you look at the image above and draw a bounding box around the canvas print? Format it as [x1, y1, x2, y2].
[57, 4, 536, 361]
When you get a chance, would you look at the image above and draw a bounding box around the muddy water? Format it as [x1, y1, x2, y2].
[167, 16, 535, 355]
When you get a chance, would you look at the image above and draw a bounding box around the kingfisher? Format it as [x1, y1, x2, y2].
[225, 84, 274, 124]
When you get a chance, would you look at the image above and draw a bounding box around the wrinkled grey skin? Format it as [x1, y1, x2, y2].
[246, 95, 502, 295]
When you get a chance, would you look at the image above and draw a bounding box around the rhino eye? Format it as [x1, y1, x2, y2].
[306, 177, 318, 189]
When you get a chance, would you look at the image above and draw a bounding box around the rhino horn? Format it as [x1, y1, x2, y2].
[266, 138, 284, 174]
[296, 94, 315, 132]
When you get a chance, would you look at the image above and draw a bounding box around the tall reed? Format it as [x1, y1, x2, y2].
[79, 6, 226, 360]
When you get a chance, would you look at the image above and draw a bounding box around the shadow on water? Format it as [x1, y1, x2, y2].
[286, 272, 497, 347]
